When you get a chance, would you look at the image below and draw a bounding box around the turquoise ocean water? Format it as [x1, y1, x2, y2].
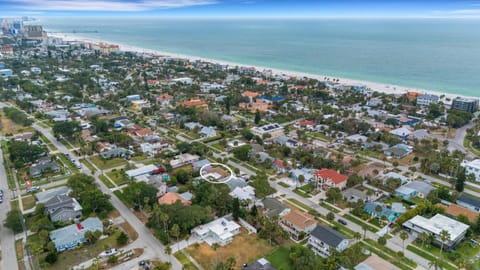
[40, 17, 480, 97]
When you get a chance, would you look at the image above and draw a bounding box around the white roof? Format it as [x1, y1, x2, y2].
[407, 214, 469, 240]
[463, 159, 480, 169]
[390, 126, 412, 137]
[126, 164, 158, 178]
[192, 217, 240, 239]
[230, 186, 255, 201]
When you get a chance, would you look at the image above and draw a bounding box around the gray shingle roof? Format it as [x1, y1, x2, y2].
[458, 194, 480, 209]
[310, 225, 347, 248]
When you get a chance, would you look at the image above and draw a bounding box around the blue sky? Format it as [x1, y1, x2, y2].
[1, 0, 480, 18]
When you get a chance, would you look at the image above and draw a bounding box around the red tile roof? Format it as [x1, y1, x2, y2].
[314, 169, 348, 184]
[242, 91, 260, 98]
[158, 192, 191, 206]
[157, 93, 173, 101]
[179, 99, 207, 107]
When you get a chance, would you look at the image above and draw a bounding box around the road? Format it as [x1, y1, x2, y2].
[0, 147, 20, 270]
[31, 123, 183, 270]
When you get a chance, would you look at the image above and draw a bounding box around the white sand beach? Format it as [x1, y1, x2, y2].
[48, 32, 476, 101]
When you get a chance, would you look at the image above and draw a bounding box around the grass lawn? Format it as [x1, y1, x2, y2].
[265, 246, 293, 270]
[80, 159, 96, 173]
[174, 252, 199, 270]
[186, 230, 274, 269]
[293, 188, 311, 198]
[90, 156, 127, 170]
[106, 170, 129, 186]
[0, 111, 34, 136]
[34, 230, 124, 270]
[131, 154, 149, 162]
[319, 201, 340, 213]
[56, 154, 79, 173]
[15, 239, 24, 261]
[99, 174, 115, 188]
[278, 182, 290, 188]
[343, 214, 379, 232]
[21, 195, 36, 210]
[407, 245, 456, 270]
[286, 198, 314, 212]
[119, 222, 139, 241]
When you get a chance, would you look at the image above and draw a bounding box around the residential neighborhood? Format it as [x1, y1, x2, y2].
[1, 17, 480, 270]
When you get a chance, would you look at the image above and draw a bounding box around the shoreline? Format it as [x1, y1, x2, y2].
[48, 32, 479, 101]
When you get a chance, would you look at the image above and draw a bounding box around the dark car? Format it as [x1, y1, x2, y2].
[338, 219, 347, 226]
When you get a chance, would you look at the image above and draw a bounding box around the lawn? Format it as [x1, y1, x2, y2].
[0, 111, 34, 135]
[90, 156, 127, 170]
[407, 245, 456, 270]
[285, 198, 314, 212]
[16, 239, 24, 261]
[106, 170, 129, 186]
[131, 154, 149, 162]
[265, 246, 293, 270]
[174, 252, 199, 270]
[119, 222, 139, 241]
[99, 174, 115, 188]
[80, 159, 96, 173]
[186, 230, 274, 269]
[21, 195, 36, 210]
[319, 201, 340, 213]
[293, 188, 311, 198]
[56, 153, 79, 173]
[343, 214, 379, 233]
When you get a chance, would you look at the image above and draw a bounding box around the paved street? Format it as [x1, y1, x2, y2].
[0, 147, 19, 270]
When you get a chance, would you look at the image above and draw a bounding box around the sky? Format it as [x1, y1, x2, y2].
[1, 0, 480, 18]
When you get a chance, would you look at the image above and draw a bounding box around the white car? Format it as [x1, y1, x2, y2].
[99, 248, 117, 258]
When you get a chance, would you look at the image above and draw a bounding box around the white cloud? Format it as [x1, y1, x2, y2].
[8, 0, 218, 12]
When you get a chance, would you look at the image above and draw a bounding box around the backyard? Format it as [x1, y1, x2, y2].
[186, 230, 274, 269]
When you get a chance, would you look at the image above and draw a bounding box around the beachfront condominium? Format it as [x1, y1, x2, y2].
[451, 97, 479, 113]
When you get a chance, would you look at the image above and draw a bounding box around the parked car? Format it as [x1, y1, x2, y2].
[0, 197, 3, 203]
[337, 219, 348, 226]
[99, 248, 117, 258]
[0, 189, 3, 196]
[27, 186, 40, 193]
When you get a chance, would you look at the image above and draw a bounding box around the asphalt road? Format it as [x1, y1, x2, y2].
[0, 147, 19, 270]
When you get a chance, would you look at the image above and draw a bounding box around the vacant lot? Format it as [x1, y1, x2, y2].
[90, 156, 127, 170]
[187, 230, 274, 269]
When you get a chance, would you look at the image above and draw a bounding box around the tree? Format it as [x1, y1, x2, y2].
[52, 121, 81, 139]
[232, 145, 252, 161]
[254, 110, 261, 124]
[175, 169, 191, 185]
[377, 236, 387, 246]
[353, 232, 361, 242]
[420, 231, 429, 247]
[362, 224, 368, 239]
[170, 224, 180, 243]
[213, 256, 236, 270]
[326, 212, 335, 222]
[232, 198, 241, 221]
[250, 173, 275, 199]
[400, 231, 409, 254]
[85, 230, 101, 244]
[45, 251, 58, 264]
[326, 188, 342, 204]
[456, 167, 466, 192]
[165, 246, 172, 263]
[123, 181, 158, 210]
[439, 229, 450, 257]
[3, 209, 24, 233]
[116, 231, 129, 245]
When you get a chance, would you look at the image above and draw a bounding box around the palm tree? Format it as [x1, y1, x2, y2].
[439, 230, 450, 257]
[362, 224, 368, 239]
[420, 232, 429, 247]
[428, 258, 442, 270]
[399, 231, 409, 254]
[353, 232, 361, 242]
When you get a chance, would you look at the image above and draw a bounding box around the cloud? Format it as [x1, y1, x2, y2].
[431, 8, 480, 17]
[7, 0, 218, 12]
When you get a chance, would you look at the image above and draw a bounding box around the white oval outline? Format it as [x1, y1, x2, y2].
[199, 162, 234, 184]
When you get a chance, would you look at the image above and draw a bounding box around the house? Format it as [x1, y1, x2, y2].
[230, 186, 255, 202]
[457, 194, 480, 213]
[389, 127, 413, 140]
[158, 192, 191, 206]
[343, 188, 369, 203]
[395, 181, 434, 199]
[355, 254, 399, 270]
[382, 172, 409, 185]
[291, 168, 314, 184]
[410, 129, 431, 140]
[140, 142, 168, 155]
[100, 147, 128, 159]
[36, 186, 72, 204]
[125, 165, 159, 179]
[192, 217, 241, 246]
[200, 126, 217, 138]
[49, 217, 103, 252]
[272, 159, 291, 174]
[244, 258, 277, 270]
[261, 198, 290, 219]
[403, 214, 469, 249]
[345, 134, 368, 144]
[29, 158, 61, 178]
[279, 209, 317, 240]
[384, 144, 413, 159]
[242, 91, 260, 102]
[184, 122, 203, 130]
[274, 135, 300, 148]
[170, 153, 200, 168]
[313, 169, 348, 191]
[44, 195, 82, 222]
[192, 159, 211, 171]
[308, 225, 349, 257]
[364, 202, 403, 223]
[250, 123, 284, 139]
[157, 93, 173, 106]
[460, 159, 480, 182]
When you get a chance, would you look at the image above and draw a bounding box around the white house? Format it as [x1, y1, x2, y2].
[251, 123, 284, 139]
[417, 94, 439, 106]
[192, 217, 241, 246]
[461, 159, 480, 182]
[230, 186, 255, 202]
[308, 225, 350, 257]
[403, 214, 469, 249]
[125, 165, 159, 179]
[170, 153, 200, 168]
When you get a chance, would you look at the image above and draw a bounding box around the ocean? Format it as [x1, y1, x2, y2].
[39, 17, 480, 97]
